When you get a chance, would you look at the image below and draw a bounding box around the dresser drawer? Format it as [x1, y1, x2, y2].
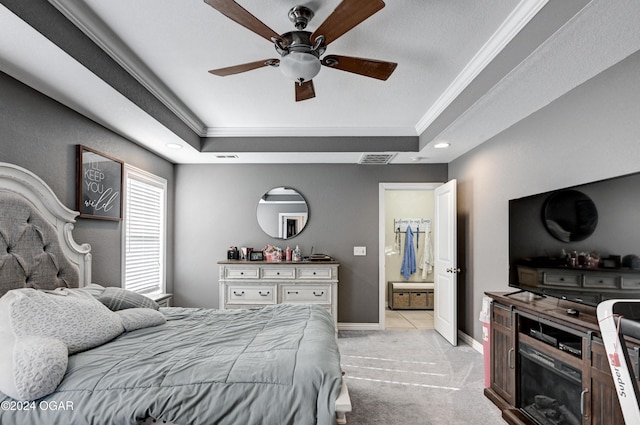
[584, 274, 619, 288]
[542, 271, 581, 287]
[297, 267, 333, 279]
[621, 275, 640, 289]
[227, 285, 276, 304]
[517, 267, 539, 286]
[261, 267, 296, 279]
[224, 267, 260, 279]
[282, 285, 331, 304]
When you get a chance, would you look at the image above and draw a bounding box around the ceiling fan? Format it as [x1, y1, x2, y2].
[204, 0, 397, 101]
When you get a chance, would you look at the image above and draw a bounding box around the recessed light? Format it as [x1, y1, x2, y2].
[434, 142, 450, 149]
[166, 143, 183, 149]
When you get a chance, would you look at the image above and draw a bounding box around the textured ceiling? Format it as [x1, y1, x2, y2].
[1, 0, 639, 164]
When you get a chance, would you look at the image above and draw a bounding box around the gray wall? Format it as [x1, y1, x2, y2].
[0, 71, 176, 291]
[9, 42, 640, 337]
[174, 164, 447, 323]
[449, 49, 640, 342]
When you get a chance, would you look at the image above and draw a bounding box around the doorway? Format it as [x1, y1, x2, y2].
[378, 181, 458, 344]
[378, 183, 440, 329]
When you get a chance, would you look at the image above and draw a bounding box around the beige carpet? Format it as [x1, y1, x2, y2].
[337, 330, 506, 424]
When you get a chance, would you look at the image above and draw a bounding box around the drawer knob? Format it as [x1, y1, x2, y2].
[313, 272, 317, 275]
[233, 291, 245, 296]
[277, 272, 280, 275]
[259, 291, 270, 296]
[240, 272, 244, 275]
[313, 291, 324, 297]
[288, 291, 299, 295]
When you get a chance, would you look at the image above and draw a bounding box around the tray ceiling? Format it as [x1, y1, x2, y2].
[1, 0, 639, 163]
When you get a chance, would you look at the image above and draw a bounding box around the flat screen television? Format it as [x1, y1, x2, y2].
[508, 171, 640, 306]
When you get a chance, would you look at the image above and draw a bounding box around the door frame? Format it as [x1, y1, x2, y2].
[378, 182, 443, 330]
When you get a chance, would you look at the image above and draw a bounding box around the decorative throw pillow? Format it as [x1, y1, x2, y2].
[0, 288, 125, 401]
[12, 336, 68, 401]
[98, 287, 159, 311]
[9, 289, 124, 354]
[116, 308, 166, 332]
[78, 283, 107, 298]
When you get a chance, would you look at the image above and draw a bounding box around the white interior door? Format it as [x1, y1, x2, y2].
[434, 179, 458, 345]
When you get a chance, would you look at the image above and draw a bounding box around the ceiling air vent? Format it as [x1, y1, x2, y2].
[358, 153, 396, 165]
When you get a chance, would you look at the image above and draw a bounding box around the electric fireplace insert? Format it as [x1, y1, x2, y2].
[518, 342, 582, 425]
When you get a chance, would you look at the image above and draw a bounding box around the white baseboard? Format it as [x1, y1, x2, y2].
[338, 322, 383, 331]
[459, 330, 483, 354]
[337, 324, 484, 354]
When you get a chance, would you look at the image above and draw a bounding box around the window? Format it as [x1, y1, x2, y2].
[123, 166, 167, 295]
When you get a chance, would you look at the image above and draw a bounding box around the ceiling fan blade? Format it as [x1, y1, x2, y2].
[208, 59, 279, 76]
[322, 55, 397, 80]
[311, 0, 385, 46]
[204, 0, 281, 43]
[295, 80, 316, 102]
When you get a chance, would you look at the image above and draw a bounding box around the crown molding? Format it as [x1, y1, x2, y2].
[47, 0, 207, 136]
[204, 126, 418, 138]
[415, 0, 548, 135]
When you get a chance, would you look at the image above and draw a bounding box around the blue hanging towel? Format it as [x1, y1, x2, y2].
[400, 226, 416, 280]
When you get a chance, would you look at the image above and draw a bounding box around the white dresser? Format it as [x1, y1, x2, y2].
[218, 261, 339, 326]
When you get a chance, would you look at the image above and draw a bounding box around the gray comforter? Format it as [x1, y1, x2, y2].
[0, 304, 342, 425]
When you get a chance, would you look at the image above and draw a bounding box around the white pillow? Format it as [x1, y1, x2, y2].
[13, 336, 68, 401]
[0, 288, 124, 401]
[9, 288, 124, 354]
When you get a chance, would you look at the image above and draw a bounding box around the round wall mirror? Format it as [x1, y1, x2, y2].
[542, 189, 598, 242]
[257, 187, 308, 239]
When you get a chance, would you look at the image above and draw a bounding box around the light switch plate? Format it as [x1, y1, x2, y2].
[353, 246, 366, 256]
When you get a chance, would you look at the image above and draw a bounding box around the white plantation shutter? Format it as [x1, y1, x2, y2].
[123, 166, 166, 294]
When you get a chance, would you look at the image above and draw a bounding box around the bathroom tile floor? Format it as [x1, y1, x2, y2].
[385, 308, 434, 329]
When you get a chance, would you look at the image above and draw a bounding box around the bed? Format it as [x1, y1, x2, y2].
[0, 162, 351, 425]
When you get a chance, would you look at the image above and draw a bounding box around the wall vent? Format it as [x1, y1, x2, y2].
[215, 154, 239, 159]
[358, 153, 396, 165]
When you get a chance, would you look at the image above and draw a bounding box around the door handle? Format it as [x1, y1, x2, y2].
[580, 388, 589, 418]
[446, 267, 461, 273]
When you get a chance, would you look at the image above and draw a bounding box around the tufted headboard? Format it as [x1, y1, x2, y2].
[0, 163, 91, 296]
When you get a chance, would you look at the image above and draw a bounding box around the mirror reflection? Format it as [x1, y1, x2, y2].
[257, 187, 308, 239]
[542, 189, 598, 242]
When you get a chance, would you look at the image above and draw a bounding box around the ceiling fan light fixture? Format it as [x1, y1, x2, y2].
[279, 51, 321, 83]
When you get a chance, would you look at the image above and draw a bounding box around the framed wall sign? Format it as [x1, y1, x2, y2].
[76, 145, 123, 221]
